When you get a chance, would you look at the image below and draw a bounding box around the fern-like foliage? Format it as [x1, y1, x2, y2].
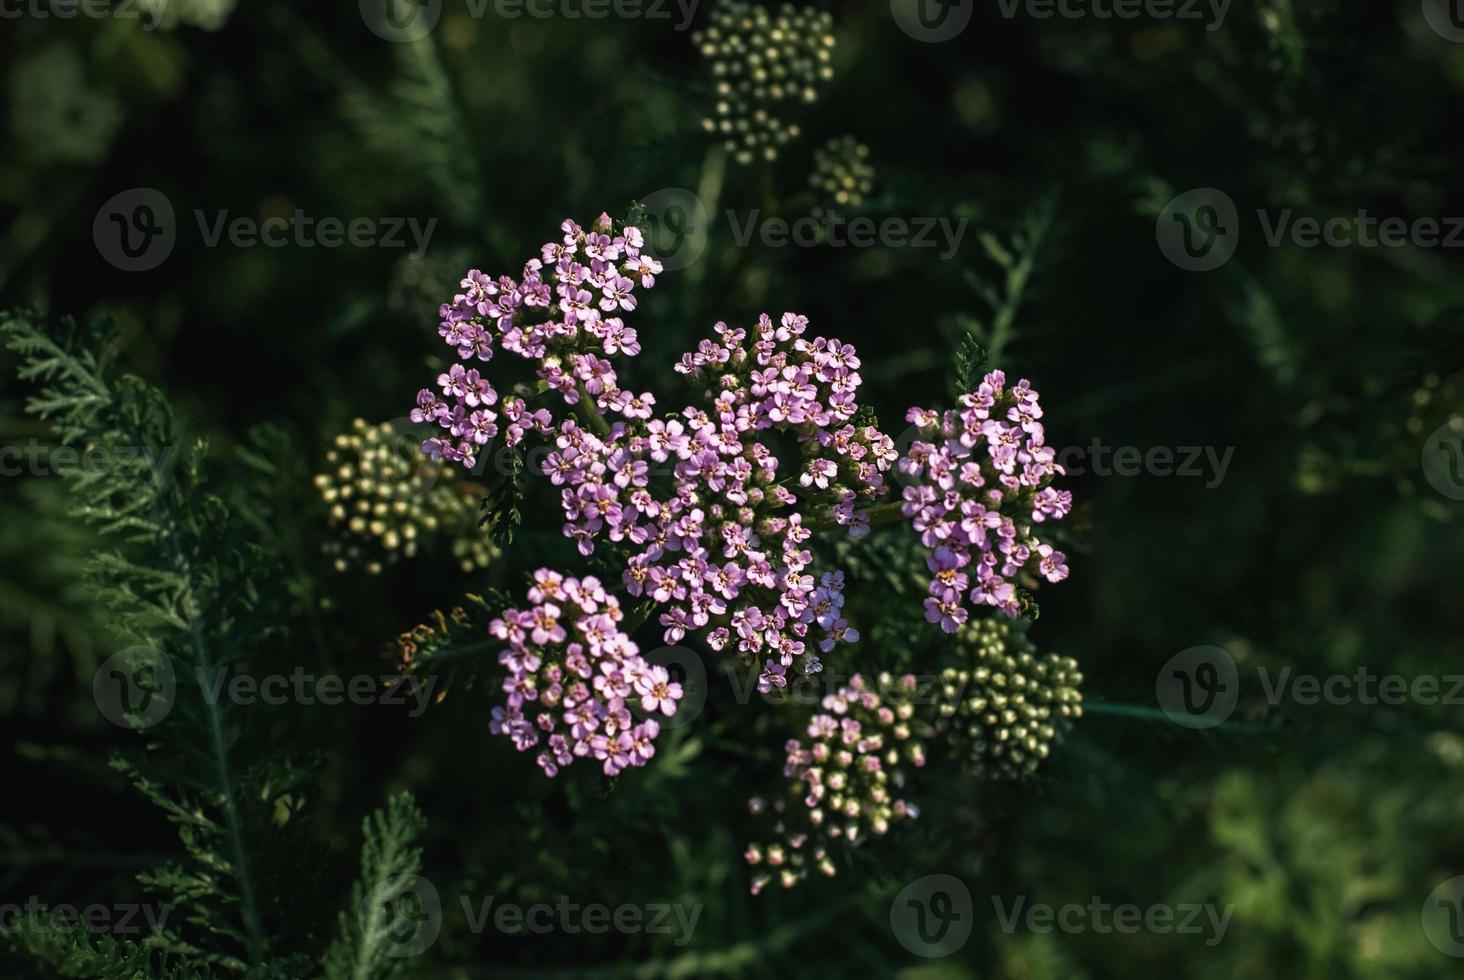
[323, 792, 429, 980]
[959, 190, 1057, 368]
[1, 310, 294, 973]
[8, 921, 217, 980]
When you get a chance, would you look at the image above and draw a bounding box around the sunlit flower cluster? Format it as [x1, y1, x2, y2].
[901, 369, 1072, 630]
[543, 313, 897, 691]
[412, 213, 661, 468]
[488, 570, 682, 778]
[744, 673, 927, 893]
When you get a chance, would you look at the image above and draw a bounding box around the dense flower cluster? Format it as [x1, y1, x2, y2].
[693, 1, 836, 165]
[411, 213, 661, 468]
[744, 673, 927, 893]
[901, 369, 1072, 631]
[488, 570, 682, 778]
[544, 313, 896, 690]
[934, 619, 1083, 780]
[809, 135, 875, 213]
[315, 419, 494, 575]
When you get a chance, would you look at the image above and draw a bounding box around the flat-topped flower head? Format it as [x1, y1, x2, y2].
[410, 213, 660, 468]
[489, 569, 681, 778]
[900, 370, 1072, 629]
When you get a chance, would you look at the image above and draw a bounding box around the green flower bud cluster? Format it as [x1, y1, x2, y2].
[744, 672, 928, 893]
[314, 419, 494, 575]
[809, 135, 874, 213]
[693, 2, 836, 165]
[935, 619, 1083, 780]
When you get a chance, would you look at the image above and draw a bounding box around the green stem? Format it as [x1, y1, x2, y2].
[573, 384, 611, 438]
[806, 499, 906, 533]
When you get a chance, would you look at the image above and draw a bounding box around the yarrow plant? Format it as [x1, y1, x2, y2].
[488, 569, 682, 777]
[901, 369, 1073, 631]
[405, 214, 1078, 814]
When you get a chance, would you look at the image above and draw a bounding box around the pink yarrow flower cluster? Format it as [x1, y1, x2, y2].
[411, 213, 662, 467]
[488, 569, 682, 777]
[542, 314, 897, 692]
[900, 369, 1072, 631]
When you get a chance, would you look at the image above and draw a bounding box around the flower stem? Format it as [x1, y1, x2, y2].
[574, 384, 612, 437]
